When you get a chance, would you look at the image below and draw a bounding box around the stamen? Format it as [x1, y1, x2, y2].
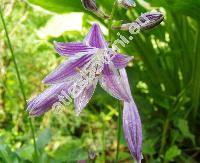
[75, 67, 81, 72]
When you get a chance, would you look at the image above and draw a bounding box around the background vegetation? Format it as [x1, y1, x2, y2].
[0, 0, 199, 162]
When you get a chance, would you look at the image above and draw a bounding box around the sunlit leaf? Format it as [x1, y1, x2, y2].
[165, 145, 181, 161]
[28, 0, 83, 13]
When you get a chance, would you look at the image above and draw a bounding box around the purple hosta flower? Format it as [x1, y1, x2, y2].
[118, 0, 136, 9]
[81, 0, 109, 19]
[27, 24, 142, 162]
[114, 11, 164, 31]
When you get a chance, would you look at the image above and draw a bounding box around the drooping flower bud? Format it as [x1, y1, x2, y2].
[81, 0, 109, 19]
[112, 11, 164, 31]
[118, 0, 136, 9]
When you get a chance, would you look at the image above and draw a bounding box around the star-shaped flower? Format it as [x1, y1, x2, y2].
[27, 24, 142, 162]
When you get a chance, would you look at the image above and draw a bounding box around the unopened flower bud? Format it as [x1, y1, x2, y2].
[118, 0, 136, 9]
[81, 0, 109, 19]
[112, 11, 164, 31]
[81, 0, 98, 11]
[135, 11, 164, 30]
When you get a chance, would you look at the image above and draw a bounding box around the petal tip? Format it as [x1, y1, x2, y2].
[92, 23, 100, 28]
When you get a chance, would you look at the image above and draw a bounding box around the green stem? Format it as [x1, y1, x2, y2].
[108, 1, 118, 42]
[0, 6, 38, 161]
[115, 102, 122, 163]
[101, 114, 106, 162]
[159, 118, 170, 155]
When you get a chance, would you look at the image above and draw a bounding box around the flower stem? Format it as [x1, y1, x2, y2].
[108, 1, 118, 42]
[0, 6, 38, 161]
[100, 114, 106, 162]
[159, 118, 169, 155]
[115, 102, 122, 163]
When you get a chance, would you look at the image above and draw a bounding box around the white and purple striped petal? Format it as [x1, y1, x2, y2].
[74, 79, 98, 115]
[54, 42, 94, 56]
[27, 82, 71, 116]
[99, 64, 131, 102]
[84, 24, 108, 48]
[43, 53, 94, 84]
[119, 68, 142, 163]
[123, 101, 142, 163]
[112, 54, 133, 69]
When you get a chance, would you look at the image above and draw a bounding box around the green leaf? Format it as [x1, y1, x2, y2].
[28, 0, 83, 13]
[0, 144, 19, 163]
[118, 152, 131, 161]
[165, 145, 181, 161]
[52, 139, 87, 161]
[36, 128, 52, 151]
[176, 119, 195, 144]
[0, 144, 13, 163]
[142, 139, 155, 155]
[146, 0, 200, 21]
[16, 145, 34, 161]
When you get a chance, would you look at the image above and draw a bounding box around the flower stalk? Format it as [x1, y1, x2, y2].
[108, 1, 118, 42]
[0, 6, 38, 161]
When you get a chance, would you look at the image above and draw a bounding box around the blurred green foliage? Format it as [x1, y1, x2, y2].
[0, 0, 200, 162]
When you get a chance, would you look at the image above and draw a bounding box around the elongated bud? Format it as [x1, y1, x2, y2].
[118, 0, 136, 9]
[135, 11, 164, 30]
[119, 69, 143, 163]
[112, 11, 164, 31]
[81, 0, 109, 19]
[123, 101, 142, 163]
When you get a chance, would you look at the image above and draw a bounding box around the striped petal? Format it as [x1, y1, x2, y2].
[43, 53, 94, 84]
[123, 101, 142, 163]
[54, 41, 94, 56]
[27, 82, 71, 116]
[74, 79, 98, 115]
[84, 24, 108, 48]
[119, 68, 142, 163]
[99, 64, 131, 102]
[112, 54, 133, 69]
